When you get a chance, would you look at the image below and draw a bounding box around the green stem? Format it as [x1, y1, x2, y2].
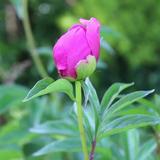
[75, 81, 89, 160]
[22, 0, 48, 78]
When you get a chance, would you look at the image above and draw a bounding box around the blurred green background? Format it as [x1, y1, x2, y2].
[0, 0, 160, 159]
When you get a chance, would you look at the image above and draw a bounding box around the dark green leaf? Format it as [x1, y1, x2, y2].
[23, 78, 75, 102]
[103, 90, 154, 119]
[98, 114, 160, 138]
[83, 106, 96, 141]
[84, 78, 100, 110]
[101, 82, 134, 111]
[33, 138, 81, 156]
[126, 129, 139, 160]
[116, 107, 151, 117]
[83, 78, 100, 136]
[136, 139, 156, 160]
[139, 98, 160, 115]
[30, 119, 78, 136]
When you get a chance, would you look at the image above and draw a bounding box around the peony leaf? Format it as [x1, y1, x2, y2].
[102, 90, 154, 120]
[33, 138, 81, 156]
[101, 82, 134, 112]
[83, 78, 100, 136]
[30, 119, 78, 136]
[98, 114, 160, 139]
[23, 78, 75, 102]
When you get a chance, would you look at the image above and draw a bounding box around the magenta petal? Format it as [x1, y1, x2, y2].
[80, 18, 100, 60]
[53, 25, 91, 78]
[69, 24, 86, 31]
[53, 42, 68, 77]
[79, 18, 89, 26]
[61, 25, 91, 78]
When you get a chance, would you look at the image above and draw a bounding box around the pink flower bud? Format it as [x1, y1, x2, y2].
[53, 17, 100, 79]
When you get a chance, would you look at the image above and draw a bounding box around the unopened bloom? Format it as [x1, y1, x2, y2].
[53, 17, 100, 80]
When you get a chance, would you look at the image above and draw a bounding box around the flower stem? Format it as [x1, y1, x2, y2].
[89, 139, 96, 160]
[22, 0, 48, 78]
[75, 81, 89, 160]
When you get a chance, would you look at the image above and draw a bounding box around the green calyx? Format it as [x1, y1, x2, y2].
[76, 55, 97, 80]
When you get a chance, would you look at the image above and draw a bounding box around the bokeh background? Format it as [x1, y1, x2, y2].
[0, 0, 160, 160]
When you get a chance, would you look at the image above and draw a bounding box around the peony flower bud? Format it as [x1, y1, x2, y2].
[53, 17, 100, 80]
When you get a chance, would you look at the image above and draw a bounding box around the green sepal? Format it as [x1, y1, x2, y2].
[76, 55, 96, 80]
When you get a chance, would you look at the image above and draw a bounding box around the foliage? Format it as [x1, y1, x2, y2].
[21, 77, 159, 159]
